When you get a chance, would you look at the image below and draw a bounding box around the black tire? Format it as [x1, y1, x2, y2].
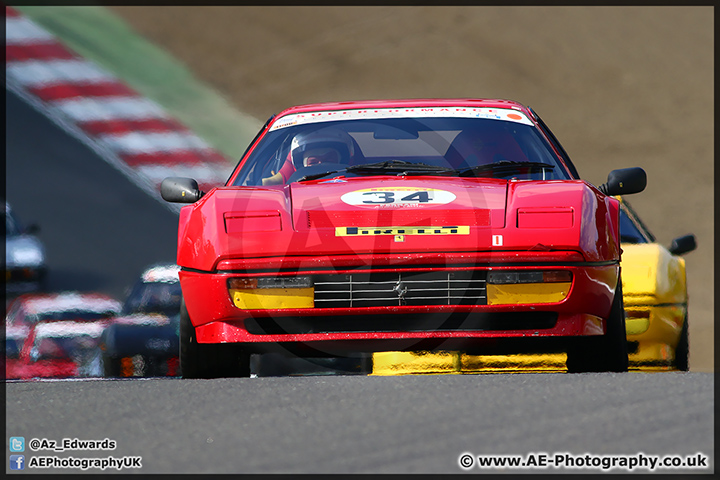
[103, 356, 120, 377]
[566, 281, 629, 373]
[674, 313, 689, 371]
[180, 298, 251, 379]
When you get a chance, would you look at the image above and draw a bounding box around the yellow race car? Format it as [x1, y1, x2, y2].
[371, 197, 696, 374]
[618, 197, 696, 371]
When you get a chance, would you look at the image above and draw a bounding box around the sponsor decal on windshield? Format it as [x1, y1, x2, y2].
[270, 107, 533, 130]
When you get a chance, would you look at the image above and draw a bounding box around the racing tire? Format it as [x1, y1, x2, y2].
[674, 313, 689, 371]
[103, 356, 121, 378]
[566, 281, 629, 373]
[180, 299, 251, 379]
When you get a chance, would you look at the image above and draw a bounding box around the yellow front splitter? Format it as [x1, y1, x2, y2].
[371, 349, 680, 374]
[371, 351, 568, 375]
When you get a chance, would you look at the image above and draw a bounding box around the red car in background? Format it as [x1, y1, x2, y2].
[6, 320, 108, 379]
[5, 291, 121, 379]
[161, 98, 647, 378]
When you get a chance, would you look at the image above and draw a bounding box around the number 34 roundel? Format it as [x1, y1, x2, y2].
[341, 188, 457, 207]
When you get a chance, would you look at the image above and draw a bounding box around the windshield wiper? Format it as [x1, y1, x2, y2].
[457, 161, 556, 177]
[347, 160, 455, 175]
[294, 160, 456, 182]
[294, 170, 347, 182]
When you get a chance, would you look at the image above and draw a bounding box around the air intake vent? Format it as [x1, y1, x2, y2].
[313, 270, 488, 308]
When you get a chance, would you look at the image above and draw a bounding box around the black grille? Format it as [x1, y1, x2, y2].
[312, 270, 487, 308]
[6, 268, 43, 282]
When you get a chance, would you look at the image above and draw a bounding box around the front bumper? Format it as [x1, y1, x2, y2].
[5, 266, 46, 294]
[180, 252, 618, 352]
[625, 303, 686, 369]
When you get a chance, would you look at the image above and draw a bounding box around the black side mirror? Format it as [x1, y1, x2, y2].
[161, 177, 203, 204]
[599, 167, 647, 196]
[669, 234, 697, 256]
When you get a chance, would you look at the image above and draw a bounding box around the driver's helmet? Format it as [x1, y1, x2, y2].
[290, 127, 355, 169]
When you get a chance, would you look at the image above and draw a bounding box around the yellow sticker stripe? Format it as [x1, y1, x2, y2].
[335, 226, 470, 237]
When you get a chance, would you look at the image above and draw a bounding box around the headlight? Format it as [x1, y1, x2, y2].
[9, 247, 44, 266]
[228, 276, 313, 289]
[486, 270, 572, 305]
[228, 276, 314, 310]
[488, 270, 572, 284]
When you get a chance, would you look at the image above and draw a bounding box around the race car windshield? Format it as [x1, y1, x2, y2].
[122, 281, 183, 316]
[232, 116, 571, 186]
[6, 211, 22, 236]
[33, 335, 100, 361]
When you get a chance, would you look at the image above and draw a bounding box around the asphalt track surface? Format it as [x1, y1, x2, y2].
[4, 89, 715, 474]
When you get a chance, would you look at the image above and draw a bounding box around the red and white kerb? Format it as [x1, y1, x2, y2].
[5, 6, 232, 196]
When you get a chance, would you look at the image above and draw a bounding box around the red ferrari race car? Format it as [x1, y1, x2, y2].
[161, 98, 647, 378]
[6, 320, 108, 380]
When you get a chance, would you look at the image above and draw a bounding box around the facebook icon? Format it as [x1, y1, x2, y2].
[10, 455, 25, 470]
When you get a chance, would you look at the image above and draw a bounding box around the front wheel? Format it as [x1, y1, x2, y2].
[566, 281, 629, 373]
[180, 299, 251, 379]
[674, 313, 689, 371]
[103, 355, 120, 377]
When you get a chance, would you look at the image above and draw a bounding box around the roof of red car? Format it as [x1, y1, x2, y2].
[33, 320, 108, 338]
[111, 313, 171, 326]
[11, 292, 122, 316]
[140, 263, 180, 283]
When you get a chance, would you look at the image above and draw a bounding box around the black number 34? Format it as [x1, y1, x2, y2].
[362, 191, 430, 204]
